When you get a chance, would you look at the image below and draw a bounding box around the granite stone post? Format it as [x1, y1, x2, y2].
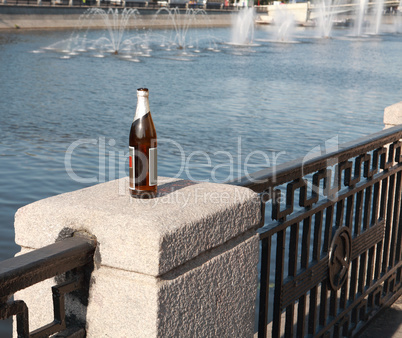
[13, 177, 261, 337]
[384, 101, 402, 128]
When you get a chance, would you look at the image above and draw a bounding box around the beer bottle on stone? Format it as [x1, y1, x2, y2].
[129, 88, 157, 198]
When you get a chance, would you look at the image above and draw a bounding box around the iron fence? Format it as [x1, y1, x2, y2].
[0, 235, 96, 337]
[230, 124, 402, 337]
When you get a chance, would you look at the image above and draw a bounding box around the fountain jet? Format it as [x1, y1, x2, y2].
[230, 8, 256, 45]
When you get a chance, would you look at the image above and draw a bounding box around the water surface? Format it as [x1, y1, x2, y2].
[1, 23, 402, 335]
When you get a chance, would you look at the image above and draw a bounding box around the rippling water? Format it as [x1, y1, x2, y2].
[1, 23, 402, 335]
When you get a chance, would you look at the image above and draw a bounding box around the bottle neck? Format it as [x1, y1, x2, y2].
[134, 95, 150, 122]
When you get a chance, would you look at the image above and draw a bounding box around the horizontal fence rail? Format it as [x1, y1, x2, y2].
[0, 235, 96, 338]
[230, 124, 402, 337]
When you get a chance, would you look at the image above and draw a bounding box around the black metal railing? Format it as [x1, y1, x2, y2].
[230, 124, 402, 337]
[0, 234, 96, 337]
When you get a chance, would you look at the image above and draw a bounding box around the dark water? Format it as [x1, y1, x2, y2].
[1, 22, 402, 335]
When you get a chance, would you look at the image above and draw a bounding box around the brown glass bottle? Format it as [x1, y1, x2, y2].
[129, 88, 157, 198]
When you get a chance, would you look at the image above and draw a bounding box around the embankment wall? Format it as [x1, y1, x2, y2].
[0, 6, 233, 29]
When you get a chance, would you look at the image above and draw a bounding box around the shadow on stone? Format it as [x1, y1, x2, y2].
[359, 297, 402, 337]
[156, 179, 198, 197]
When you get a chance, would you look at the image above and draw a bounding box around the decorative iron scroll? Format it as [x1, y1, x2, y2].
[231, 125, 402, 338]
[329, 227, 352, 291]
[0, 236, 95, 338]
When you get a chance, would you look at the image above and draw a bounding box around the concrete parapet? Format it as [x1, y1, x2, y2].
[13, 177, 261, 337]
[384, 101, 402, 129]
[0, 7, 233, 30]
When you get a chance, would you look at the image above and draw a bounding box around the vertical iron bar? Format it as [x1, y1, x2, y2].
[339, 281, 348, 310]
[363, 186, 372, 231]
[341, 195, 354, 309]
[358, 187, 370, 294]
[319, 280, 328, 327]
[351, 190, 363, 299]
[375, 177, 389, 279]
[383, 174, 395, 274]
[395, 202, 402, 265]
[322, 206, 334, 255]
[366, 246, 375, 288]
[309, 286, 318, 336]
[301, 217, 311, 269]
[330, 205, 342, 318]
[16, 301, 29, 338]
[297, 217, 311, 337]
[313, 211, 323, 260]
[319, 206, 334, 327]
[389, 171, 402, 267]
[329, 289, 338, 318]
[330, 200, 345, 316]
[367, 182, 380, 287]
[258, 236, 271, 338]
[53, 285, 65, 326]
[335, 199, 344, 229]
[285, 223, 299, 338]
[355, 190, 363, 236]
[273, 230, 285, 338]
[308, 211, 323, 335]
[358, 251, 367, 294]
[371, 181, 381, 226]
[349, 257, 359, 303]
[297, 296, 307, 338]
[346, 195, 355, 228]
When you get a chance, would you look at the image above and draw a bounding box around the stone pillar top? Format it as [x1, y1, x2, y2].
[384, 101, 402, 127]
[15, 177, 260, 277]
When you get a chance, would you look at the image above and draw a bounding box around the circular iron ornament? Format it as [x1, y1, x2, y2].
[328, 226, 352, 291]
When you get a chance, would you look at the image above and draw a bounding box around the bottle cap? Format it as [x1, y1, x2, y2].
[137, 88, 149, 97]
